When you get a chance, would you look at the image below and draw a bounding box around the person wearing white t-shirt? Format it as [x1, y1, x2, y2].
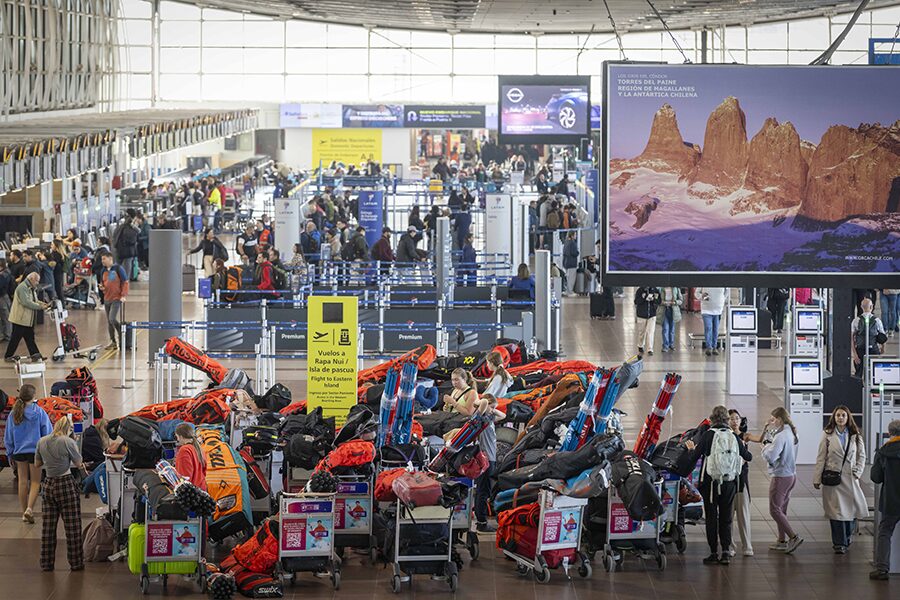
[481, 351, 512, 398]
[851, 298, 886, 377]
[695, 288, 728, 356]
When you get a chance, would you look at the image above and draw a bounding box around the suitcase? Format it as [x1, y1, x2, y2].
[119, 417, 162, 450]
[182, 264, 197, 293]
[128, 523, 197, 576]
[574, 270, 587, 295]
[590, 292, 606, 319]
[391, 471, 442, 507]
[61, 323, 80, 351]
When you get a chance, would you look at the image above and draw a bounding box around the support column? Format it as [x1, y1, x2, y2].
[534, 249, 551, 353]
[823, 287, 862, 417]
[148, 229, 183, 363]
[436, 216, 452, 303]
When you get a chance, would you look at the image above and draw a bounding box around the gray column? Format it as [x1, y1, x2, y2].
[149, 229, 183, 362]
[534, 249, 551, 353]
[436, 216, 452, 303]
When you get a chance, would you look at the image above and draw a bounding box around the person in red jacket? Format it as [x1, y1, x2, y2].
[174, 423, 207, 490]
[370, 227, 395, 278]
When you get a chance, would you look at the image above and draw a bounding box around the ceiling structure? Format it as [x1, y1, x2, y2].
[181, 0, 900, 34]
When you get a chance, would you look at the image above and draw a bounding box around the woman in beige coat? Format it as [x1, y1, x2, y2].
[813, 406, 868, 554]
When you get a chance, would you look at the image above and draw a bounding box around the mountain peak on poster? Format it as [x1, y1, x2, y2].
[635, 103, 700, 176]
[797, 120, 900, 226]
[738, 117, 808, 214]
[687, 96, 748, 192]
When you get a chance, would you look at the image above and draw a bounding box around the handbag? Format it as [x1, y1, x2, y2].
[821, 434, 852, 487]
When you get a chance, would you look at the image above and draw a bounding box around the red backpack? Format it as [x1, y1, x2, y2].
[374, 468, 406, 502]
[183, 389, 232, 424]
[315, 439, 375, 473]
[225, 518, 280, 575]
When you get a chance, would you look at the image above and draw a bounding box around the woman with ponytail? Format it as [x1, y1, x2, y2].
[751, 406, 802, 555]
[442, 367, 479, 415]
[481, 351, 512, 398]
[174, 423, 207, 490]
[3, 383, 52, 523]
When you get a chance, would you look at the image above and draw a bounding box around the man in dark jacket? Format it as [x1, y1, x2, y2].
[396, 226, 422, 264]
[562, 231, 579, 296]
[371, 227, 395, 278]
[871, 419, 900, 580]
[459, 233, 477, 287]
[454, 204, 472, 251]
[432, 157, 451, 182]
[635, 287, 661, 355]
[115, 217, 139, 281]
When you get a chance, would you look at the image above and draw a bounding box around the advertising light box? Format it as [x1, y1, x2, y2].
[603, 63, 900, 285]
[280, 103, 341, 128]
[404, 105, 486, 128]
[499, 76, 591, 143]
[342, 105, 403, 128]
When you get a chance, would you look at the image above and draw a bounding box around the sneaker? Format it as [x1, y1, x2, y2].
[104, 341, 118, 350]
[769, 541, 787, 551]
[719, 555, 731, 565]
[724, 549, 735, 557]
[705, 349, 712, 356]
[476, 522, 496, 533]
[23, 508, 34, 524]
[869, 570, 889, 580]
[712, 348, 720, 355]
[29, 354, 46, 362]
[784, 536, 803, 554]
[743, 549, 754, 557]
[702, 554, 719, 565]
[648, 350, 654, 356]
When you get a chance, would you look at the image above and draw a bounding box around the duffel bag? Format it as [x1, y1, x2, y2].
[241, 425, 279, 455]
[451, 445, 489, 479]
[374, 468, 407, 502]
[333, 405, 377, 446]
[610, 450, 663, 522]
[257, 383, 291, 412]
[119, 416, 162, 450]
[378, 443, 426, 468]
[392, 471, 442, 508]
[239, 447, 271, 500]
[123, 444, 163, 470]
[232, 567, 284, 598]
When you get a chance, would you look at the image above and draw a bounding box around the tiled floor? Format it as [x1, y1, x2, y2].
[0, 255, 897, 597]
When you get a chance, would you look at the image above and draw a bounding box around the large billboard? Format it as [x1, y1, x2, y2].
[603, 63, 900, 284]
[498, 76, 591, 143]
[342, 105, 403, 128]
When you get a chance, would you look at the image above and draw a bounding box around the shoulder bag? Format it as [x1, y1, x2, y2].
[821, 433, 852, 487]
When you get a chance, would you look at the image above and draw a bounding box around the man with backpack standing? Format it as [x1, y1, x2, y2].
[114, 215, 139, 282]
[851, 298, 886, 377]
[684, 405, 753, 565]
[0, 259, 12, 342]
[99, 252, 129, 351]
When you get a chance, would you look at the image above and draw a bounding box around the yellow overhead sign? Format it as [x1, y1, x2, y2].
[312, 129, 381, 168]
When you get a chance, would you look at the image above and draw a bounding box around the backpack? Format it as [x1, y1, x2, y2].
[314, 439, 375, 473]
[374, 468, 406, 502]
[223, 266, 243, 302]
[82, 515, 116, 562]
[270, 264, 287, 290]
[703, 428, 742, 485]
[340, 240, 355, 261]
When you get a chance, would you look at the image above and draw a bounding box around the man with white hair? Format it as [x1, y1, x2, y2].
[4, 272, 49, 362]
[851, 298, 886, 377]
[870, 419, 900, 580]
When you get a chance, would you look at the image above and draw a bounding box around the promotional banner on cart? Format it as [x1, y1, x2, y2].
[311, 129, 382, 169]
[604, 64, 900, 277]
[307, 296, 359, 426]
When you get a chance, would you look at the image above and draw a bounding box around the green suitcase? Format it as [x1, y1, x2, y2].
[128, 523, 198, 576]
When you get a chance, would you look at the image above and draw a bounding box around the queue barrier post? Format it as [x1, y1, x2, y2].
[131, 322, 138, 382]
[116, 320, 132, 390]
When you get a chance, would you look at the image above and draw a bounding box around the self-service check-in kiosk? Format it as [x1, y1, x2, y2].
[792, 306, 824, 357]
[727, 306, 758, 396]
[866, 357, 900, 573]
[785, 357, 824, 465]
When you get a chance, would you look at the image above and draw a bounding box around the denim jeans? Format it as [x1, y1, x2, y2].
[703, 314, 720, 350]
[880, 293, 898, 333]
[875, 514, 900, 572]
[830, 519, 854, 548]
[662, 306, 675, 349]
[121, 257, 135, 281]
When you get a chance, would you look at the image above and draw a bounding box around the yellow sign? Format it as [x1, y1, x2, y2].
[312, 129, 381, 168]
[307, 296, 359, 426]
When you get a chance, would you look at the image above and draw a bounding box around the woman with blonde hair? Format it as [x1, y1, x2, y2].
[749, 406, 802, 554]
[35, 417, 84, 571]
[813, 406, 868, 553]
[3, 384, 52, 523]
[442, 368, 478, 415]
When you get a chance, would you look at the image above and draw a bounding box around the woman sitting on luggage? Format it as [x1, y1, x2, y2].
[35, 417, 85, 571]
[507, 263, 535, 300]
[211, 259, 228, 294]
[81, 419, 112, 497]
[684, 405, 752, 566]
[442, 368, 479, 415]
[481, 351, 512, 398]
[174, 423, 207, 490]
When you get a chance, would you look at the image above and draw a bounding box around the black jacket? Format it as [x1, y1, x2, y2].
[871, 438, 900, 516]
[396, 232, 421, 263]
[116, 224, 139, 259]
[634, 287, 661, 320]
[686, 425, 753, 492]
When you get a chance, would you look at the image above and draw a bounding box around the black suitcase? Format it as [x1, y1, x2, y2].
[590, 292, 605, 319]
[118, 416, 162, 450]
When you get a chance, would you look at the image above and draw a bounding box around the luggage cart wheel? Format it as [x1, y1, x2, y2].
[534, 566, 551, 584]
[603, 552, 613, 573]
[577, 553, 592, 579]
[162, 575, 168, 588]
[332, 569, 341, 590]
[515, 562, 529, 576]
[140, 576, 149, 595]
[391, 575, 402, 594]
[200, 574, 208, 593]
[674, 525, 687, 554]
[448, 573, 458, 592]
[657, 552, 667, 571]
[89, 350, 97, 361]
[466, 531, 479, 560]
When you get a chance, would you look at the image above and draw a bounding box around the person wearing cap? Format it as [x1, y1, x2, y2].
[371, 227, 395, 278]
[397, 225, 424, 283]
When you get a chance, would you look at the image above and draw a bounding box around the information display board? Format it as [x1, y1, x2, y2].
[404, 105, 486, 128]
[499, 76, 590, 144]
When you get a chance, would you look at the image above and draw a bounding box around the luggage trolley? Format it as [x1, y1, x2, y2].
[391, 500, 458, 593]
[276, 491, 341, 590]
[138, 502, 207, 594]
[107, 455, 137, 545]
[601, 481, 666, 572]
[449, 477, 479, 560]
[50, 300, 100, 362]
[503, 489, 591, 583]
[658, 470, 687, 554]
[334, 474, 378, 564]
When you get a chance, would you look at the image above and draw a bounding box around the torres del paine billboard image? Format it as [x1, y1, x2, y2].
[604, 64, 900, 277]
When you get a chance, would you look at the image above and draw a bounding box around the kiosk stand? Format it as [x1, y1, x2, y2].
[866, 357, 900, 574]
[726, 306, 758, 396]
[791, 306, 824, 358]
[784, 358, 824, 465]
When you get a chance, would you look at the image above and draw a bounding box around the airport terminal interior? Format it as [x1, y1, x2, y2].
[1, 0, 900, 598]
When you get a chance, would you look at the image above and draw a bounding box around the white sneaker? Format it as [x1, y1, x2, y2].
[769, 541, 787, 551]
[724, 549, 736, 557]
[784, 536, 803, 554]
[743, 549, 754, 557]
